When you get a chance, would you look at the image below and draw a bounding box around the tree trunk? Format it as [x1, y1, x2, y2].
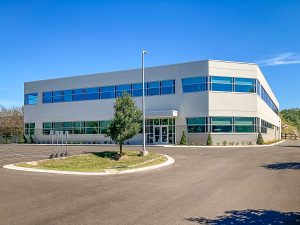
[119, 143, 123, 155]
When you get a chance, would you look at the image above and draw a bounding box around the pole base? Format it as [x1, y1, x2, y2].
[140, 150, 149, 156]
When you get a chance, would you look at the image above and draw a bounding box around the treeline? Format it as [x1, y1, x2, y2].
[0, 105, 24, 143]
[280, 108, 300, 132]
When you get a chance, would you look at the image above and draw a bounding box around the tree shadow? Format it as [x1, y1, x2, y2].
[83, 151, 118, 160]
[262, 162, 300, 170]
[185, 209, 300, 225]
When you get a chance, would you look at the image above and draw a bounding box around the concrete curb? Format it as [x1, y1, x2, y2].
[162, 140, 286, 148]
[3, 154, 175, 176]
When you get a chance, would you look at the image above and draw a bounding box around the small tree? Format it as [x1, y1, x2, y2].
[257, 132, 264, 145]
[180, 130, 187, 145]
[206, 132, 213, 146]
[22, 134, 27, 144]
[106, 93, 142, 156]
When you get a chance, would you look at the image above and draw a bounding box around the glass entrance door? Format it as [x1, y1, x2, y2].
[153, 125, 168, 144]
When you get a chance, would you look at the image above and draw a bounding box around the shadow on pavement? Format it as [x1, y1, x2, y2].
[262, 162, 300, 170]
[185, 209, 300, 225]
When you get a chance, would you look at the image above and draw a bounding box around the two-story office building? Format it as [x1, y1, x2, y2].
[24, 60, 281, 145]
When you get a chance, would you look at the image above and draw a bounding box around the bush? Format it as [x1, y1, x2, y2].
[206, 132, 213, 146]
[180, 130, 187, 145]
[22, 134, 27, 144]
[256, 132, 264, 145]
[29, 135, 33, 144]
[223, 140, 227, 146]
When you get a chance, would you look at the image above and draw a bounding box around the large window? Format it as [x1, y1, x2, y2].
[182, 77, 207, 93]
[116, 84, 131, 97]
[43, 122, 52, 134]
[161, 80, 175, 95]
[211, 76, 233, 92]
[43, 92, 52, 103]
[85, 87, 99, 100]
[53, 91, 63, 103]
[211, 117, 233, 133]
[100, 86, 115, 99]
[147, 81, 160, 96]
[234, 78, 256, 93]
[234, 117, 256, 133]
[186, 117, 206, 133]
[132, 83, 143, 97]
[72, 89, 84, 101]
[24, 93, 38, 105]
[260, 85, 278, 114]
[85, 121, 99, 134]
[25, 123, 35, 135]
[100, 120, 111, 134]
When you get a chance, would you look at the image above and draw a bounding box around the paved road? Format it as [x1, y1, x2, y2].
[0, 141, 299, 225]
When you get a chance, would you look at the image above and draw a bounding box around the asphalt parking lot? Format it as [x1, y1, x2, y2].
[0, 141, 300, 225]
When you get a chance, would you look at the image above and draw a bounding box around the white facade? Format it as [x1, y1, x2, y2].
[24, 60, 281, 145]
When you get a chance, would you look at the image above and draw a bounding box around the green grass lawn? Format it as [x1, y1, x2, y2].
[16, 150, 167, 172]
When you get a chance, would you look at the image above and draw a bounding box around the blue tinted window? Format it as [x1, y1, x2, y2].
[211, 76, 232, 84]
[24, 93, 38, 105]
[43, 92, 52, 103]
[100, 86, 115, 99]
[85, 87, 99, 100]
[132, 83, 143, 97]
[211, 83, 232, 92]
[72, 89, 84, 101]
[182, 77, 206, 85]
[116, 84, 131, 97]
[53, 91, 63, 102]
[234, 78, 256, 93]
[161, 80, 175, 95]
[211, 76, 233, 92]
[235, 78, 255, 85]
[63, 90, 73, 102]
[147, 81, 160, 96]
[235, 85, 255, 93]
[182, 77, 207, 93]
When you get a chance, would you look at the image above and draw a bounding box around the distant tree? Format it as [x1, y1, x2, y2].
[0, 105, 24, 143]
[280, 108, 300, 132]
[180, 130, 187, 145]
[106, 93, 142, 156]
[257, 132, 264, 145]
[206, 132, 213, 146]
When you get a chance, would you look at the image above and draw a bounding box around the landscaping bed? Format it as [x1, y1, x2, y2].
[16, 151, 167, 172]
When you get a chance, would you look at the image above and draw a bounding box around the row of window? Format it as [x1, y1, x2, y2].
[182, 76, 256, 93]
[186, 117, 273, 133]
[257, 81, 279, 114]
[42, 121, 111, 135]
[24, 76, 278, 115]
[41, 80, 175, 103]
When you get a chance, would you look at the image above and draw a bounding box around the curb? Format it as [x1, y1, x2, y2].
[162, 140, 286, 148]
[2, 154, 175, 176]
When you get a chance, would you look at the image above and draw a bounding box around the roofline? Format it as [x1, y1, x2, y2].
[24, 59, 258, 84]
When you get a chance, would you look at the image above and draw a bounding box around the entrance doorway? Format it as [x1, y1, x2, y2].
[146, 118, 176, 144]
[153, 125, 168, 144]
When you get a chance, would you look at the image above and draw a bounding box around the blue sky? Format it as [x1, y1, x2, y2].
[0, 0, 299, 109]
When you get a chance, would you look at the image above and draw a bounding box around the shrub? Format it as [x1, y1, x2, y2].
[256, 132, 264, 145]
[180, 130, 187, 145]
[22, 134, 27, 144]
[29, 135, 33, 144]
[223, 140, 227, 146]
[206, 132, 213, 146]
[229, 142, 234, 146]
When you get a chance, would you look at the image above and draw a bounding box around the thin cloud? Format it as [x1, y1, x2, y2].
[259, 52, 300, 66]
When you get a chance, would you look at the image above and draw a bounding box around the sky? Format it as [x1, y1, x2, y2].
[0, 0, 299, 109]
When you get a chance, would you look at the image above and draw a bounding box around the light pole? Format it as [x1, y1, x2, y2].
[141, 50, 148, 156]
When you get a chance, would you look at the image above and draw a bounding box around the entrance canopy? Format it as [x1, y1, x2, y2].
[145, 110, 178, 118]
